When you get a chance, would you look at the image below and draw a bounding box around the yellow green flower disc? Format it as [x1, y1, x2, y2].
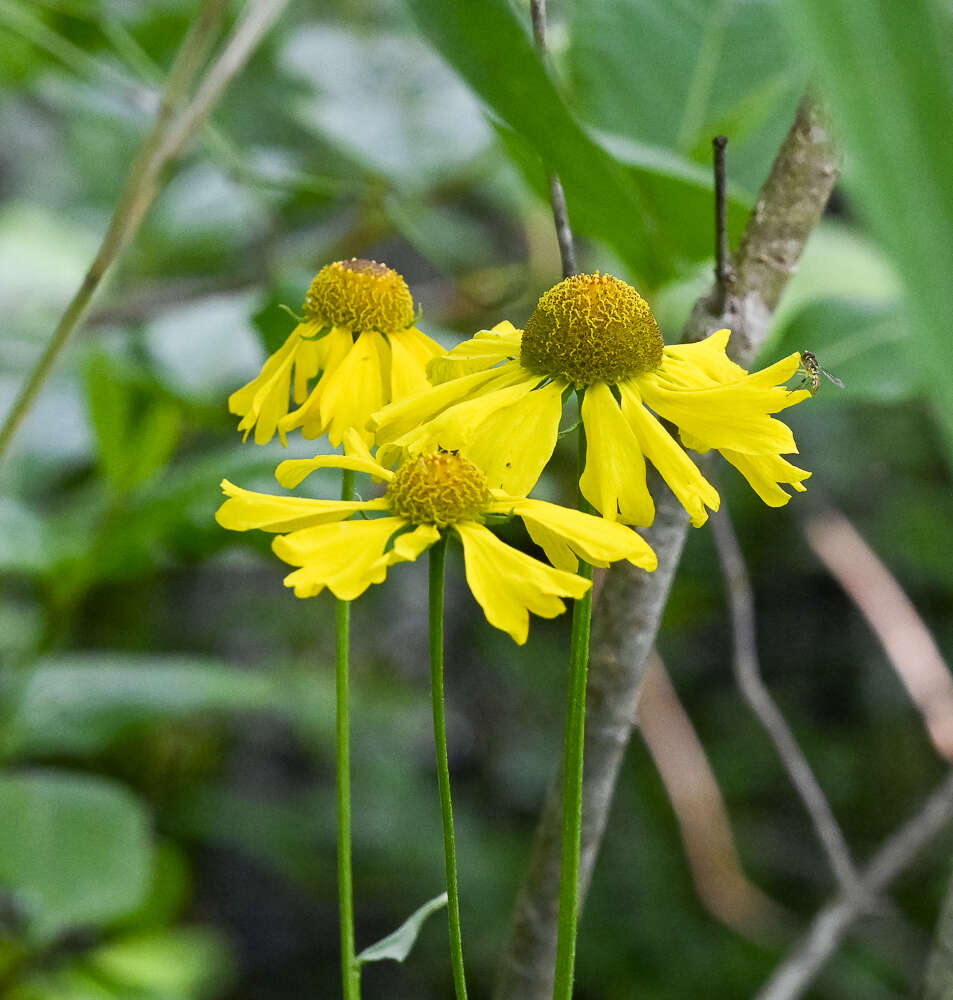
[520, 272, 664, 386]
[303, 258, 415, 335]
[385, 451, 492, 528]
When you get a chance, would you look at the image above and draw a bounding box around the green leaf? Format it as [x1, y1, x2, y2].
[123, 397, 182, 491]
[356, 892, 448, 966]
[84, 351, 133, 492]
[787, 0, 953, 460]
[7, 654, 282, 758]
[0, 771, 152, 945]
[404, 0, 749, 285]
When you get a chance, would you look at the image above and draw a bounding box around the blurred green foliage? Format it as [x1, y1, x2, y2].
[0, 0, 951, 998]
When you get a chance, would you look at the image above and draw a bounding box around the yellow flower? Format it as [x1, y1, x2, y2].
[370, 273, 811, 527]
[216, 430, 657, 644]
[229, 259, 444, 446]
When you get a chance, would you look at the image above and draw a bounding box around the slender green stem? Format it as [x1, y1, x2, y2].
[552, 397, 595, 1000]
[336, 468, 360, 1000]
[429, 536, 469, 1000]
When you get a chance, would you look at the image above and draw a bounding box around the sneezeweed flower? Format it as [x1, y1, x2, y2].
[215, 430, 657, 644]
[229, 258, 444, 446]
[371, 273, 812, 528]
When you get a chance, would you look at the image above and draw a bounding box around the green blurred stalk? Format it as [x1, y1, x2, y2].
[429, 536, 469, 999]
[552, 397, 595, 1000]
[336, 469, 360, 1000]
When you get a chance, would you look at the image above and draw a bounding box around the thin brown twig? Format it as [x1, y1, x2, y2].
[710, 505, 860, 893]
[804, 506, 953, 761]
[494, 96, 839, 1000]
[638, 653, 790, 940]
[529, 0, 577, 278]
[712, 135, 734, 311]
[755, 768, 953, 1000]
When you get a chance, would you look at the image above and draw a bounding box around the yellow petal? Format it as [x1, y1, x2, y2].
[492, 497, 658, 572]
[375, 369, 543, 474]
[274, 453, 392, 489]
[427, 322, 522, 384]
[292, 336, 323, 404]
[229, 332, 299, 445]
[216, 480, 386, 532]
[656, 329, 744, 387]
[637, 376, 802, 455]
[461, 378, 564, 494]
[319, 331, 387, 446]
[371, 362, 524, 443]
[720, 450, 812, 507]
[400, 326, 446, 370]
[275, 517, 436, 600]
[279, 327, 355, 441]
[618, 381, 720, 527]
[455, 521, 590, 645]
[579, 382, 655, 525]
[388, 331, 433, 402]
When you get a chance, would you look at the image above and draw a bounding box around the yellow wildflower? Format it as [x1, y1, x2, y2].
[229, 259, 443, 445]
[371, 273, 811, 527]
[216, 430, 657, 644]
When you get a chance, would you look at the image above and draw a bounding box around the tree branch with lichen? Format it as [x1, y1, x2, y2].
[493, 96, 839, 1000]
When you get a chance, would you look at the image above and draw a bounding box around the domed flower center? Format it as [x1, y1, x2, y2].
[520, 272, 664, 386]
[386, 451, 492, 528]
[303, 258, 415, 336]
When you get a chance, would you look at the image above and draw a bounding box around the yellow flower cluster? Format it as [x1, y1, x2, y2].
[219, 264, 812, 641]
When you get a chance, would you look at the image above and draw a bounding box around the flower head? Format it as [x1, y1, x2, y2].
[229, 259, 444, 446]
[371, 273, 811, 528]
[216, 430, 657, 644]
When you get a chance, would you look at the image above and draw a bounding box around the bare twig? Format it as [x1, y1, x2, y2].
[710, 505, 860, 892]
[712, 135, 734, 310]
[756, 768, 953, 1000]
[923, 864, 953, 1000]
[804, 506, 953, 761]
[493, 96, 839, 1000]
[638, 653, 789, 940]
[529, 0, 577, 278]
[0, 0, 290, 461]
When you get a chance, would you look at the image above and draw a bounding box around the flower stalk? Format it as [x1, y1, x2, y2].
[429, 535, 469, 999]
[336, 468, 360, 1000]
[553, 398, 595, 1000]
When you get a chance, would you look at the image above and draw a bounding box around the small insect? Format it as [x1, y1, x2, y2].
[797, 350, 845, 395]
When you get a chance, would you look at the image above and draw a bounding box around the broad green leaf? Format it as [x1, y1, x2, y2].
[787, 0, 953, 460]
[565, 0, 807, 192]
[356, 892, 448, 966]
[124, 398, 182, 492]
[87, 927, 233, 997]
[0, 771, 152, 945]
[7, 654, 282, 757]
[83, 352, 133, 492]
[404, 0, 749, 286]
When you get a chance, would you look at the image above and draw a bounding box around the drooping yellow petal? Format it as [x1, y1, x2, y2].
[656, 329, 744, 387]
[275, 454, 392, 489]
[399, 326, 446, 370]
[490, 496, 658, 572]
[371, 361, 525, 444]
[216, 480, 387, 532]
[720, 450, 812, 507]
[375, 369, 543, 473]
[618, 381, 720, 527]
[292, 336, 323, 404]
[388, 331, 435, 402]
[229, 330, 300, 445]
[579, 382, 655, 525]
[427, 322, 522, 384]
[275, 517, 437, 600]
[461, 378, 565, 494]
[455, 521, 590, 645]
[279, 327, 355, 442]
[316, 331, 387, 446]
[636, 374, 802, 455]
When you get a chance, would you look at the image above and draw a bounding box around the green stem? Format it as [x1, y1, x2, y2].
[552, 397, 595, 1000]
[336, 468, 360, 1000]
[429, 536, 469, 1000]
